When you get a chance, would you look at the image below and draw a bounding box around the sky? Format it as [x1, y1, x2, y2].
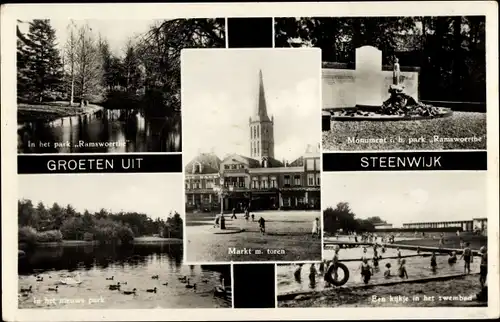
[18, 174, 184, 220]
[18, 19, 158, 57]
[182, 48, 321, 163]
[322, 172, 487, 228]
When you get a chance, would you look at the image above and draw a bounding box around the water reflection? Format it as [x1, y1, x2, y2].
[17, 109, 181, 153]
[18, 243, 232, 309]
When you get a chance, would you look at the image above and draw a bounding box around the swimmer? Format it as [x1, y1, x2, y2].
[360, 258, 372, 284]
[460, 242, 472, 274]
[398, 259, 408, 279]
[384, 263, 392, 278]
[430, 252, 437, 271]
[448, 251, 457, 264]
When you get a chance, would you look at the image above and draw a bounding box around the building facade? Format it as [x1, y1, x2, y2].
[185, 70, 320, 212]
[403, 218, 488, 234]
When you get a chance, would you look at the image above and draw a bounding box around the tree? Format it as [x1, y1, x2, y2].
[365, 216, 387, 225]
[136, 19, 225, 116]
[75, 24, 105, 104]
[323, 202, 357, 234]
[19, 19, 64, 102]
[122, 39, 144, 93]
[63, 20, 78, 105]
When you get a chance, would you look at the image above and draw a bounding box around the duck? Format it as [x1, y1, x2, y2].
[122, 288, 137, 295]
[108, 282, 121, 290]
[60, 273, 82, 285]
[202, 279, 209, 284]
[151, 275, 159, 279]
[185, 280, 196, 290]
[146, 287, 157, 293]
[105, 276, 114, 281]
[178, 276, 187, 282]
[20, 286, 32, 293]
[36, 276, 43, 282]
[119, 281, 127, 285]
[48, 286, 58, 292]
[162, 282, 168, 286]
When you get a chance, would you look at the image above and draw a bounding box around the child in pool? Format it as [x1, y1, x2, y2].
[384, 263, 392, 278]
[397, 248, 402, 263]
[430, 252, 437, 271]
[372, 255, 379, 269]
[398, 259, 408, 279]
[251, 213, 255, 222]
[459, 242, 472, 274]
[360, 258, 372, 284]
[448, 251, 457, 264]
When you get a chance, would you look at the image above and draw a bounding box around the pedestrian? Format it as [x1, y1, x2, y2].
[258, 217, 266, 235]
[251, 213, 255, 222]
[213, 214, 220, 228]
[231, 208, 237, 219]
[294, 264, 303, 283]
[311, 217, 320, 238]
[220, 214, 226, 230]
[479, 246, 487, 288]
[460, 242, 472, 274]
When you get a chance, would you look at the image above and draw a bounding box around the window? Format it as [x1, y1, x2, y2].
[315, 158, 321, 171]
[294, 175, 301, 186]
[261, 177, 268, 189]
[307, 174, 314, 186]
[231, 164, 237, 169]
[306, 159, 315, 171]
[240, 164, 245, 169]
[257, 125, 259, 138]
[224, 165, 230, 169]
[315, 174, 320, 186]
[270, 177, 277, 188]
[206, 179, 214, 189]
[250, 127, 253, 139]
[253, 127, 256, 139]
[252, 177, 258, 189]
[193, 163, 201, 174]
[194, 180, 201, 189]
[238, 177, 245, 187]
[185, 181, 189, 189]
[284, 175, 290, 185]
[257, 142, 259, 154]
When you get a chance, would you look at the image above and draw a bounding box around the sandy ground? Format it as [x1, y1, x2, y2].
[323, 111, 486, 151]
[186, 211, 322, 262]
[278, 274, 486, 307]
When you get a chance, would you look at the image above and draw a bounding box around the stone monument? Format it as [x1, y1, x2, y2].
[355, 46, 384, 109]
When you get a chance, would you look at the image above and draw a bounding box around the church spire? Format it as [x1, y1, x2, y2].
[255, 69, 271, 122]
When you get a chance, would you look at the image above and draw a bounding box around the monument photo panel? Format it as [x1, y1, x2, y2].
[181, 48, 322, 263]
[17, 18, 225, 154]
[275, 16, 487, 151]
[277, 171, 488, 308]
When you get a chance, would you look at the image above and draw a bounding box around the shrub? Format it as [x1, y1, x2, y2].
[116, 226, 135, 245]
[19, 226, 37, 246]
[36, 230, 63, 243]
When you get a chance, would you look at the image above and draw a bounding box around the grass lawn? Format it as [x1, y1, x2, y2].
[323, 111, 486, 151]
[185, 210, 322, 262]
[18, 102, 102, 122]
[278, 274, 486, 307]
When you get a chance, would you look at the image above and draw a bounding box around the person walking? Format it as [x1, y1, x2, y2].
[231, 207, 237, 219]
[479, 246, 487, 288]
[311, 217, 320, 238]
[258, 217, 266, 235]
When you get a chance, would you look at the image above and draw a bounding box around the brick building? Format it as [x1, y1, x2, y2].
[185, 70, 320, 212]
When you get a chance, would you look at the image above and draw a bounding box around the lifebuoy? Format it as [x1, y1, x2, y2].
[324, 262, 350, 286]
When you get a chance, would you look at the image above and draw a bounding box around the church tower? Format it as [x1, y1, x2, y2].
[249, 70, 275, 160]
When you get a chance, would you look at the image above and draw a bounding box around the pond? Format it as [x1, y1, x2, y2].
[18, 243, 231, 309]
[17, 109, 181, 153]
[277, 246, 480, 296]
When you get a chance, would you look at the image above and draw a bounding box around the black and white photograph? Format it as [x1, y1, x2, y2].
[17, 18, 225, 154]
[275, 16, 487, 151]
[17, 174, 232, 309]
[277, 172, 488, 308]
[182, 49, 322, 263]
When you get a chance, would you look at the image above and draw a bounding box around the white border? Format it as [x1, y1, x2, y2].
[2, 1, 499, 321]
